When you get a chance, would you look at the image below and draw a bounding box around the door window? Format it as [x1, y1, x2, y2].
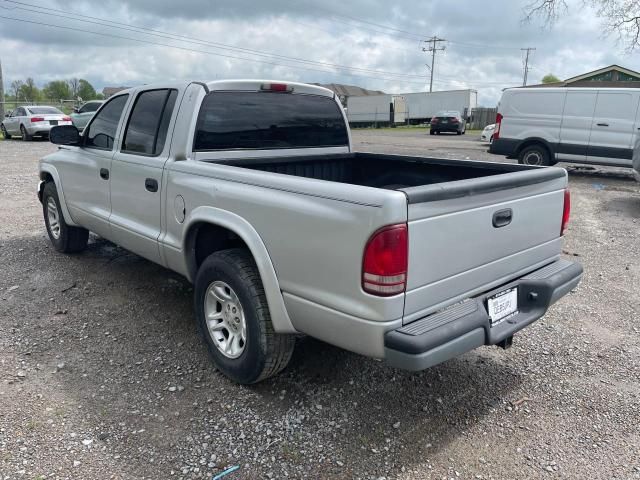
[15, 107, 26, 116]
[84, 94, 129, 150]
[122, 89, 177, 156]
[80, 102, 101, 114]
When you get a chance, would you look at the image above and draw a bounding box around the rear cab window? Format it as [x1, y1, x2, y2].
[193, 91, 348, 151]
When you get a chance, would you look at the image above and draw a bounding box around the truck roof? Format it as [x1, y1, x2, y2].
[111, 80, 335, 98]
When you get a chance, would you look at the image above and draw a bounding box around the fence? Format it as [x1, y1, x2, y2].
[468, 107, 497, 130]
[1, 100, 79, 115]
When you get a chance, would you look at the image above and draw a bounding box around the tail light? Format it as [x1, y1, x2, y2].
[494, 112, 503, 139]
[430, 117, 438, 124]
[449, 117, 459, 123]
[560, 188, 571, 236]
[30, 117, 45, 123]
[62, 116, 71, 121]
[362, 224, 408, 296]
[261, 83, 293, 92]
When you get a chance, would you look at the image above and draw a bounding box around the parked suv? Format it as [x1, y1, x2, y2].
[71, 100, 104, 132]
[430, 110, 466, 135]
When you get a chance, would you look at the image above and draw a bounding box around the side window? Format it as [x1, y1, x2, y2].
[80, 103, 100, 114]
[122, 89, 177, 156]
[85, 95, 128, 150]
[16, 108, 26, 116]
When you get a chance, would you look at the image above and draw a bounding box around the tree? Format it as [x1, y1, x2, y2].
[11, 79, 24, 100]
[68, 78, 80, 100]
[525, 0, 640, 51]
[542, 73, 561, 83]
[77, 79, 97, 101]
[21, 78, 40, 102]
[43, 80, 70, 101]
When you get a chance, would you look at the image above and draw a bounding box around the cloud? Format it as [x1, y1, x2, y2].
[0, 0, 637, 105]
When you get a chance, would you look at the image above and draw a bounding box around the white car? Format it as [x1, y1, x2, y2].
[1, 106, 72, 141]
[481, 123, 496, 143]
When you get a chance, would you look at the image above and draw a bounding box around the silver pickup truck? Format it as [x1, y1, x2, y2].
[38, 80, 582, 384]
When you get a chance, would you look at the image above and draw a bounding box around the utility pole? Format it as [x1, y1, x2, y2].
[422, 36, 446, 93]
[521, 47, 536, 86]
[0, 58, 4, 120]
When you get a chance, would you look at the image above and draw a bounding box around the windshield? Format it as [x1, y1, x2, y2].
[27, 107, 64, 115]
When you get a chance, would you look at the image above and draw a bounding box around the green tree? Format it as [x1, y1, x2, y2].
[43, 80, 70, 101]
[10, 79, 24, 99]
[20, 78, 40, 102]
[77, 79, 97, 101]
[541, 73, 561, 84]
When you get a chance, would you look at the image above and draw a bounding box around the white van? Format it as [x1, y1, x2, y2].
[490, 87, 640, 167]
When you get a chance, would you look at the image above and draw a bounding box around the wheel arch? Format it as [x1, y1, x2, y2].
[515, 138, 556, 163]
[183, 206, 296, 333]
[39, 164, 78, 226]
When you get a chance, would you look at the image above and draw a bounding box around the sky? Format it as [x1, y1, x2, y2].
[0, 0, 637, 106]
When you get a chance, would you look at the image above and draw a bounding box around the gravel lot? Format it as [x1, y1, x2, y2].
[1, 132, 639, 480]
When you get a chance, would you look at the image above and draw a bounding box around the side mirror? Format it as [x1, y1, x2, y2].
[73, 107, 80, 113]
[50, 125, 81, 146]
[4, 113, 9, 118]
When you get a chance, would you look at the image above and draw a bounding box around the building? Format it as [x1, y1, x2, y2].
[313, 83, 385, 106]
[102, 86, 129, 98]
[529, 64, 640, 88]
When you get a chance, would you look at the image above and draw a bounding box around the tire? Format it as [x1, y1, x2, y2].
[20, 125, 32, 141]
[518, 144, 551, 166]
[429, 130, 435, 135]
[42, 182, 89, 253]
[1, 124, 11, 139]
[456, 129, 462, 135]
[194, 249, 295, 384]
[436, 131, 441, 135]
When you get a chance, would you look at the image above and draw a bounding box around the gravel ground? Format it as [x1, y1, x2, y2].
[0, 133, 639, 480]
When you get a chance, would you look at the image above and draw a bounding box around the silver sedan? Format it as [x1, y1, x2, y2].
[1, 106, 73, 141]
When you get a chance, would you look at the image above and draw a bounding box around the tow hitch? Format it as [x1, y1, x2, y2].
[496, 335, 513, 350]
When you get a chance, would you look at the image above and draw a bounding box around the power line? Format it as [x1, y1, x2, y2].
[0, 1, 430, 80]
[521, 47, 536, 86]
[422, 36, 446, 92]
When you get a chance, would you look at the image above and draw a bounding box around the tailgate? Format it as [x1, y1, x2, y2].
[401, 168, 567, 324]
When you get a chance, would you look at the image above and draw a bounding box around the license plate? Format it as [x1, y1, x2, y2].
[49, 120, 58, 125]
[487, 287, 518, 325]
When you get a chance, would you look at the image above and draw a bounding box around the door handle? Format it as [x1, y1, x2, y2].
[596, 123, 609, 127]
[99, 168, 109, 180]
[145, 178, 158, 192]
[492, 208, 513, 228]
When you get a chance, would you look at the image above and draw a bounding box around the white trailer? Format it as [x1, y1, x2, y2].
[347, 89, 478, 125]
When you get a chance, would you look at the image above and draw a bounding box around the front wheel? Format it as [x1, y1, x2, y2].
[194, 249, 295, 384]
[42, 182, 89, 253]
[518, 144, 551, 166]
[1, 124, 11, 139]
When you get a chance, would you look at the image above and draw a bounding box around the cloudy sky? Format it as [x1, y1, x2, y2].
[0, 0, 637, 105]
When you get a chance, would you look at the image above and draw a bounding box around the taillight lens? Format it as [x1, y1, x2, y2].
[561, 188, 571, 236]
[30, 117, 45, 123]
[362, 224, 408, 296]
[62, 116, 72, 121]
[494, 113, 503, 139]
[430, 117, 438, 124]
[260, 83, 293, 92]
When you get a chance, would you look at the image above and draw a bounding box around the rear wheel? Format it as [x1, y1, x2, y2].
[194, 249, 295, 384]
[518, 144, 551, 166]
[20, 125, 32, 141]
[429, 130, 435, 135]
[42, 182, 89, 253]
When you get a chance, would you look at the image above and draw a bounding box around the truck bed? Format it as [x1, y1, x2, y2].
[218, 152, 562, 200]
